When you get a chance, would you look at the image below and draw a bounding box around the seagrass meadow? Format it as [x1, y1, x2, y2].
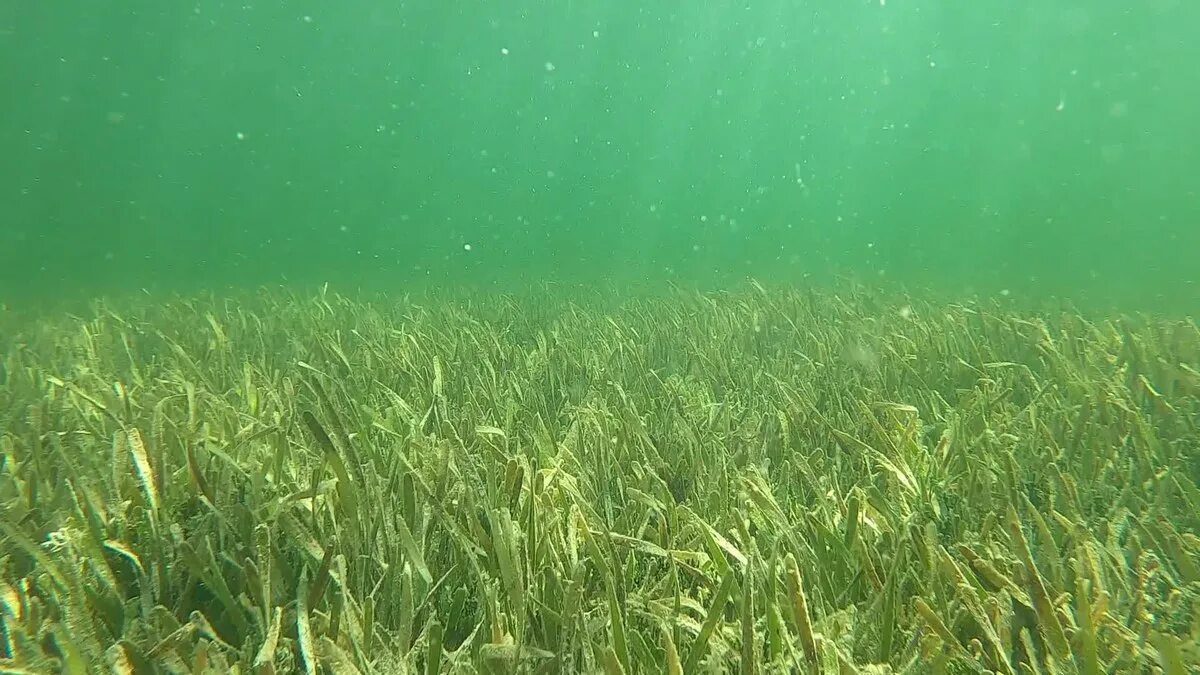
[1, 282, 1198, 674]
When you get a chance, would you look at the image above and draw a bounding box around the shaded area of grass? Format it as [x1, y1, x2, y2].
[1, 282, 1198, 673]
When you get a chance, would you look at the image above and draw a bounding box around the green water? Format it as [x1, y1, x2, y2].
[2, 1, 1197, 309]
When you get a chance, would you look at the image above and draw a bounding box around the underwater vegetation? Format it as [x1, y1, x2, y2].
[0, 282, 1197, 673]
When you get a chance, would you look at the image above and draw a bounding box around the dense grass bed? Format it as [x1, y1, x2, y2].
[1, 283, 1198, 673]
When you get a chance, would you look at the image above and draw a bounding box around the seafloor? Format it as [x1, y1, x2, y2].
[1, 283, 1197, 673]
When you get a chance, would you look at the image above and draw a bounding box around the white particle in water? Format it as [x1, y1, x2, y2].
[235, 131, 245, 140]
[463, 243, 472, 251]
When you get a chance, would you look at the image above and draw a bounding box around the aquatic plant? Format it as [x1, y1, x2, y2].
[1, 281, 1197, 673]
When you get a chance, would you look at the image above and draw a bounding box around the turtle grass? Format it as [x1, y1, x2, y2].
[0, 282, 1197, 673]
